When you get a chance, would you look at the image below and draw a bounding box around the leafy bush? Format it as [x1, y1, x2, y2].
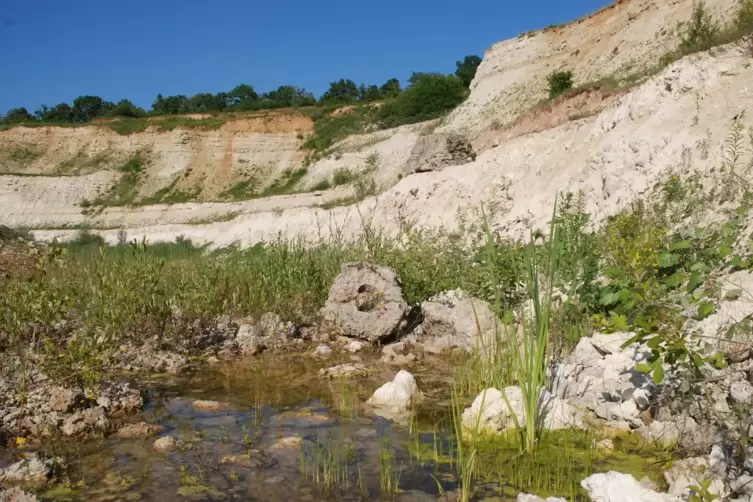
[377, 74, 467, 128]
[547, 71, 574, 99]
[332, 168, 358, 187]
[678, 1, 720, 54]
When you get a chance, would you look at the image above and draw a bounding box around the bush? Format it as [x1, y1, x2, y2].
[738, 0, 753, 35]
[547, 71, 574, 99]
[678, 1, 720, 54]
[378, 74, 467, 128]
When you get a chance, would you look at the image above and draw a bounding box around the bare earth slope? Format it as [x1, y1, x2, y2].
[0, 0, 750, 246]
[13, 43, 752, 248]
[438, 0, 740, 137]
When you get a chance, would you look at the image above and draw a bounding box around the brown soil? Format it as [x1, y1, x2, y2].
[474, 86, 629, 152]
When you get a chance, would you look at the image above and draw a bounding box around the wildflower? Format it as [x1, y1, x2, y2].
[15, 437, 26, 446]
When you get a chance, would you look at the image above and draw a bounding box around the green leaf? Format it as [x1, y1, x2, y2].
[692, 286, 705, 301]
[652, 364, 664, 383]
[610, 314, 628, 331]
[718, 245, 733, 258]
[664, 271, 687, 288]
[658, 252, 679, 268]
[635, 362, 652, 373]
[599, 290, 621, 306]
[672, 240, 692, 250]
[697, 301, 714, 319]
[724, 288, 742, 300]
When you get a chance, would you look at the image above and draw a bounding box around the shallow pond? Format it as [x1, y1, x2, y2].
[5, 355, 671, 501]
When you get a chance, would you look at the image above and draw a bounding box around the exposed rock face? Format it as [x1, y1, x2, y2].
[417, 290, 505, 354]
[461, 386, 583, 435]
[406, 133, 476, 173]
[553, 332, 654, 429]
[581, 471, 680, 502]
[366, 370, 419, 420]
[320, 263, 410, 343]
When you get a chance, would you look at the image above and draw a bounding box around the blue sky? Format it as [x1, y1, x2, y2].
[0, 0, 612, 113]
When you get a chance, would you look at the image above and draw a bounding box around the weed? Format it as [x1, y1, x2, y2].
[332, 167, 359, 187]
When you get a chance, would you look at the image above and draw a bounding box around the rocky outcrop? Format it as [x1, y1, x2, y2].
[0, 375, 141, 439]
[461, 386, 583, 435]
[320, 263, 410, 343]
[405, 133, 476, 173]
[553, 332, 654, 429]
[228, 313, 300, 355]
[0, 487, 38, 502]
[417, 290, 505, 354]
[0, 454, 58, 485]
[366, 370, 419, 420]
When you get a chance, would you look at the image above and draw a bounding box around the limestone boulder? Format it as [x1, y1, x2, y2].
[320, 263, 409, 343]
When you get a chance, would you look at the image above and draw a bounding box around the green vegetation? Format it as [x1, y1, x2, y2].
[1, 53, 481, 134]
[219, 178, 260, 201]
[547, 70, 574, 99]
[3, 146, 40, 165]
[90, 152, 147, 206]
[659, 0, 753, 68]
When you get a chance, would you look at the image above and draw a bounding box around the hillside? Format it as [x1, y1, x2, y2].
[0, 0, 750, 245]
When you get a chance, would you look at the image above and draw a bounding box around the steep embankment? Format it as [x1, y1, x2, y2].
[0, 0, 750, 245]
[439, 0, 740, 137]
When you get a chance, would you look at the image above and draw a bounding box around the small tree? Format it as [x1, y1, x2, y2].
[2, 107, 34, 123]
[455, 55, 482, 87]
[380, 78, 402, 97]
[547, 70, 573, 99]
[109, 99, 145, 118]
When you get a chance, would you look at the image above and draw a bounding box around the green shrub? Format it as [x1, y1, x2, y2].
[737, 0, 753, 35]
[679, 1, 720, 54]
[332, 168, 358, 187]
[547, 71, 574, 99]
[378, 74, 467, 128]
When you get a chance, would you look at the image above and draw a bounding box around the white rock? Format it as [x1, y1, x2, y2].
[516, 494, 567, 502]
[461, 386, 583, 434]
[313, 345, 332, 357]
[731, 380, 753, 404]
[345, 340, 365, 353]
[731, 474, 753, 496]
[0, 454, 56, 485]
[582, 471, 681, 502]
[366, 370, 418, 419]
[153, 436, 179, 453]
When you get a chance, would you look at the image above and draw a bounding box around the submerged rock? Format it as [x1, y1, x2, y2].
[312, 345, 332, 357]
[191, 400, 231, 412]
[319, 263, 410, 343]
[115, 421, 166, 439]
[153, 436, 180, 453]
[0, 454, 57, 485]
[581, 471, 679, 502]
[0, 487, 38, 502]
[461, 386, 583, 435]
[365, 370, 418, 420]
[318, 363, 368, 379]
[417, 290, 505, 354]
[381, 342, 417, 365]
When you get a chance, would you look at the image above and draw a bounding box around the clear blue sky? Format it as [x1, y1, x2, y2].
[0, 0, 612, 113]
